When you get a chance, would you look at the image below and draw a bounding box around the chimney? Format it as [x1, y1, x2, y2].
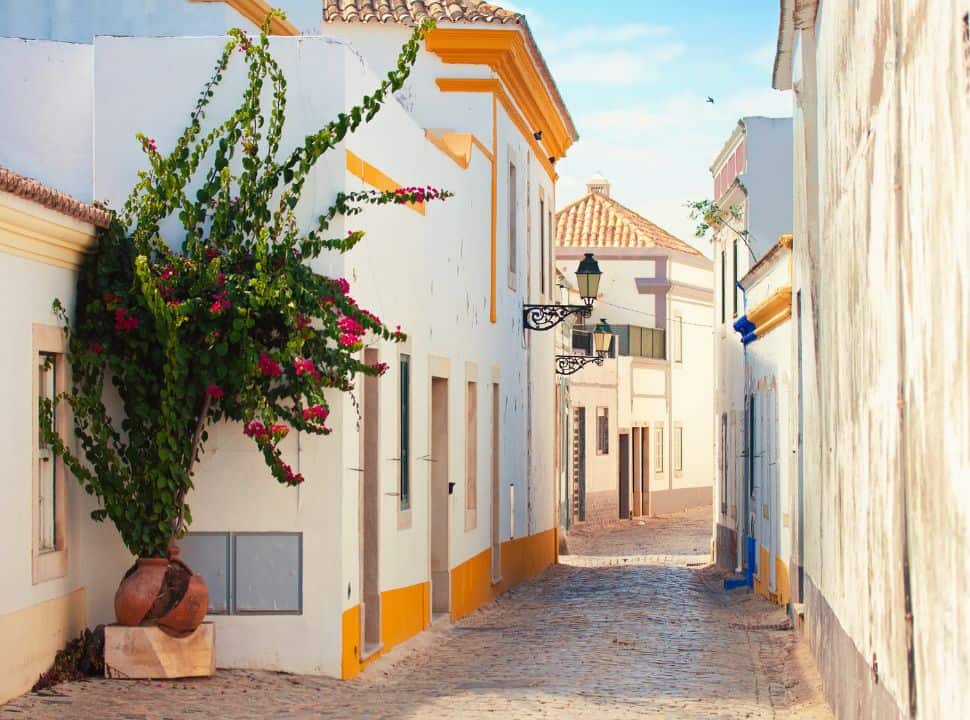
[586, 174, 610, 198]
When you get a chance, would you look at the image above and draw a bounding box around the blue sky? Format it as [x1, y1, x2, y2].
[507, 0, 791, 251]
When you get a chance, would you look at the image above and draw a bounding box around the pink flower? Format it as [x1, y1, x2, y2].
[89, 342, 103, 355]
[296, 314, 312, 330]
[280, 462, 304, 486]
[338, 316, 365, 337]
[339, 333, 362, 348]
[333, 278, 350, 295]
[210, 291, 230, 315]
[293, 356, 320, 378]
[303, 404, 330, 422]
[370, 362, 389, 376]
[258, 352, 282, 377]
[160, 267, 177, 281]
[243, 420, 269, 439]
[205, 384, 224, 399]
[270, 423, 289, 439]
[114, 308, 139, 332]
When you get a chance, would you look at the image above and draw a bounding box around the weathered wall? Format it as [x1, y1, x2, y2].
[789, 1, 970, 717]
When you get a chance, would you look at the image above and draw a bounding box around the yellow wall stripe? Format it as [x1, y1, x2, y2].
[345, 150, 425, 216]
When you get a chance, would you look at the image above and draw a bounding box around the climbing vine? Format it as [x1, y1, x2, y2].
[40, 15, 449, 558]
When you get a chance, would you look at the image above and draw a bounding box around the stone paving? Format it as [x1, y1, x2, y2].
[4, 507, 832, 719]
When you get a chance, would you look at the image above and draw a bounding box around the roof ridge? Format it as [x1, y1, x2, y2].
[554, 189, 703, 257]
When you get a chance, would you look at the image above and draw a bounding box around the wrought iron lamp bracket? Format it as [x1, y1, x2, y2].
[555, 354, 605, 376]
[523, 304, 592, 331]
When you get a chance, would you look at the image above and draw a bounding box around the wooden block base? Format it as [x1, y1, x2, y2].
[104, 622, 215, 679]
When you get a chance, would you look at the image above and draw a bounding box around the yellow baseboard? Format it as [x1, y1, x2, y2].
[0, 588, 86, 704]
[341, 528, 557, 678]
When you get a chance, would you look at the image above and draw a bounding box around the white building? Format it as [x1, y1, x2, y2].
[708, 117, 792, 572]
[554, 178, 714, 527]
[774, 1, 970, 718]
[0, 0, 577, 700]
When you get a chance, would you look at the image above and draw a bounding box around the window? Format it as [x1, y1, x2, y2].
[548, 208, 554, 296]
[465, 381, 478, 530]
[720, 249, 726, 324]
[539, 196, 546, 296]
[674, 425, 684, 474]
[571, 328, 593, 355]
[399, 354, 411, 509]
[654, 425, 664, 473]
[33, 325, 68, 584]
[671, 315, 683, 363]
[746, 394, 756, 498]
[508, 161, 517, 284]
[596, 407, 609, 455]
[732, 239, 739, 318]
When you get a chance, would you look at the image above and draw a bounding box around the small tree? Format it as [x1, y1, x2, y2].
[685, 198, 755, 261]
[41, 16, 449, 559]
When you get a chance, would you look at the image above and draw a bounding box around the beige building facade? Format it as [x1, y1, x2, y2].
[555, 178, 714, 527]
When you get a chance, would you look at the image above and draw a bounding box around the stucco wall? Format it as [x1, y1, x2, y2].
[789, 2, 970, 718]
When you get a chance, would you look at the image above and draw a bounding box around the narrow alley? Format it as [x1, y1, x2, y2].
[7, 510, 831, 720]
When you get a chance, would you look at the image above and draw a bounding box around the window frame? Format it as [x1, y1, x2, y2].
[732, 238, 739, 318]
[654, 424, 665, 475]
[539, 194, 546, 297]
[399, 353, 411, 511]
[673, 424, 684, 476]
[507, 160, 518, 290]
[720, 249, 726, 324]
[596, 407, 609, 455]
[671, 315, 683, 363]
[465, 379, 478, 531]
[32, 324, 69, 584]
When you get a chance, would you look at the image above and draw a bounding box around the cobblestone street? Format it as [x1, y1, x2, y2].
[5, 507, 832, 719]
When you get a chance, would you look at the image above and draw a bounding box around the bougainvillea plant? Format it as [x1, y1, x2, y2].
[40, 15, 448, 558]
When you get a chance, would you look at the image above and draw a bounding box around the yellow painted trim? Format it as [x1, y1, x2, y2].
[747, 285, 792, 339]
[754, 544, 771, 599]
[435, 78, 558, 182]
[450, 527, 557, 622]
[0, 588, 86, 704]
[341, 581, 430, 680]
[425, 29, 574, 161]
[773, 556, 790, 607]
[424, 130, 494, 169]
[191, 0, 299, 35]
[345, 149, 425, 216]
[490, 94, 498, 324]
[0, 192, 97, 270]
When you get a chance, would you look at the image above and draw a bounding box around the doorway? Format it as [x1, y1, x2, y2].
[632, 430, 641, 517]
[640, 427, 650, 516]
[619, 433, 630, 519]
[430, 377, 450, 616]
[361, 349, 381, 655]
[573, 407, 586, 522]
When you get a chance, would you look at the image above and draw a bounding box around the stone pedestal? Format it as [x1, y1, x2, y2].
[104, 623, 215, 679]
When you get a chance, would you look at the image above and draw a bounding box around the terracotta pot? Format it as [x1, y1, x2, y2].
[114, 550, 209, 635]
[115, 557, 168, 627]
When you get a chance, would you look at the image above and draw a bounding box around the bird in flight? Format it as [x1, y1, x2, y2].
[706, 96, 715, 104]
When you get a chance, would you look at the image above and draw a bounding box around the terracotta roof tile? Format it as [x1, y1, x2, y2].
[555, 191, 703, 257]
[323, 0, 523, 25]
[0, 166, 110, 229]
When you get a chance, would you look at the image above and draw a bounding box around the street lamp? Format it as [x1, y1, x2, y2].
[523, 253, 602, 331]
[555, 318, 614, 375]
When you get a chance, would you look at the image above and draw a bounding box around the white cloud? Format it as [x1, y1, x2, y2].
[541, 22, 672, 54]
[746, 41, 778, 71]
[548, 42, 686, 87]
